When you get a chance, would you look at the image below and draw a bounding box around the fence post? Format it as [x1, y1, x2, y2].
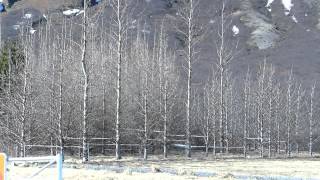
[0, 153, 7, 180]
[57, 154, 63, 180]
[87, 143, 90, 161]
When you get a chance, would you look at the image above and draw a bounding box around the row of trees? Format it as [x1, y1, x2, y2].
[0, 0, 319, 162]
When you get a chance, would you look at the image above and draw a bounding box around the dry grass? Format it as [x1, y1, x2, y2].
[7, 153, 320, 180]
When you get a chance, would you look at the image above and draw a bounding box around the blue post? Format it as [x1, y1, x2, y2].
[57, 154, 63, 180]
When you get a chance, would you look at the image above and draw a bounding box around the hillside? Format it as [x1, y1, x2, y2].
[1, 0, 320, 85]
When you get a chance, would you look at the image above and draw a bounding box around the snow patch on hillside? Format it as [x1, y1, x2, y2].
[23, 13, 32, 19]
[266, 0, 294, 15]
[266, 0, 274, 12]
[13, 25, 20, 30]
[232, 25, 239, 36]
[29, 28, 36, 34]
[292, 15, 298, 23]
[282, 0, 293, 13]
[63, 9, 80, 16]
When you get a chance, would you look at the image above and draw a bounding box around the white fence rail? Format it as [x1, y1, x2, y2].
[5, 154, 63, 180]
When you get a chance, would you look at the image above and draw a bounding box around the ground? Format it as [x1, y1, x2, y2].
[7, 153, 320, 180]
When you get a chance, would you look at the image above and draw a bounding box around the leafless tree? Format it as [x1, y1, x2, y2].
[109, 0, 130, 160]
[286, 69, 293, 157]
[176, 0, 203, 157]
[214, 0, 238, 154]
[81, 0, 90, 162]
[243, 69, 251, 157]
[309, 83, 315, 157]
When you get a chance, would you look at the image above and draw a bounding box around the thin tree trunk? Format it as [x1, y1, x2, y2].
[286, 70, 292, 157]
[205, 109, 209, 157]
[143, 76, 148, 160]
[81, 0, 89, 163]
[268, 93, 272, 158]
[218, 2, 227, 154]
[50, 61, 55, 156]
[102, 86, 106, 154]
[267, 66, 274, 158]
[163, 82, 168, 158]
[258, 62, 266, 158]
[20, 46, 29, 157]
[244, 70, 250, 158]
[309, 84, 315, 157]
[115, 0, 123, 160]
[295, 85, 301, 154]
[185, 0, 194, 158]
[225, 88, 229, 154]
[58, 49, 64, 161]
[276, 86, 281, 155]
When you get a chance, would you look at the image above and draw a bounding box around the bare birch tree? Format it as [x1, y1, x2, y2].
[176, 0, 204, 158]
[81, 0, 90, 162]
[309, 84, 315, 157]
[286, 69, 293, 157]
[109, 0, 130, 160]
[243, 69, 251, 157]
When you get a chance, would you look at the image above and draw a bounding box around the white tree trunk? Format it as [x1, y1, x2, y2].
[309, 84, 315, 157]
[163, 82, 168, 158]
[243, 70, 250, 158]
[81, 0, 89, 163]
[115, 0, 123, 160]
[286, 70, 293, 157]
[184, 0, 194, 158]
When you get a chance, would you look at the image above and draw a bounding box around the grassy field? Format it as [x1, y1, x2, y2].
[7, 153, 320, 180]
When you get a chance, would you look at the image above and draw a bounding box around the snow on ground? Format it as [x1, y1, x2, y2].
[7, 153, 320, 180]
